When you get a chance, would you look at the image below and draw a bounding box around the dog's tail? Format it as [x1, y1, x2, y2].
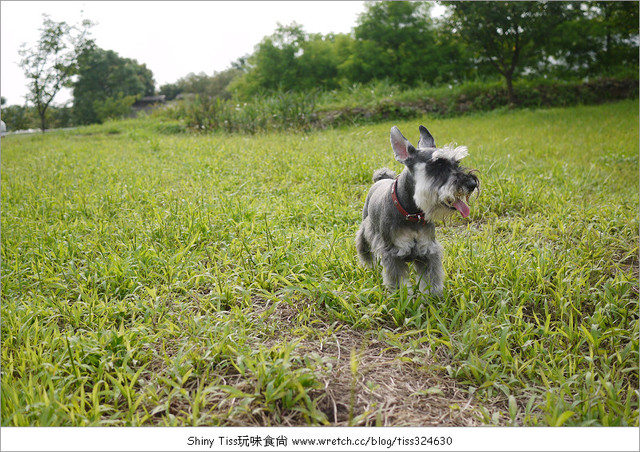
[372, 168, 396, 182]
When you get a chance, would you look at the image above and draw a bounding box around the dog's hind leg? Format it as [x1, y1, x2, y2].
[355, 224, 374, 268]
[414, 252, 444, 297]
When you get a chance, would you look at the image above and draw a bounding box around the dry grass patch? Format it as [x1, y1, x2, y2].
[251, 297, 494, 426]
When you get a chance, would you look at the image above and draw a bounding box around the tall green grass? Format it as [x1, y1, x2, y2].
[1, 100, 638, 426]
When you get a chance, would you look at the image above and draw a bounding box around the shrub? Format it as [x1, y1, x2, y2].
[159, 77, 638, 133]
[171, 91, 318, 134]
[93, 93, 138, 123]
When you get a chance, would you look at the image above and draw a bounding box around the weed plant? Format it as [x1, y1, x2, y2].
[1, 100, 638, 426]
[166, 91, 318, 133]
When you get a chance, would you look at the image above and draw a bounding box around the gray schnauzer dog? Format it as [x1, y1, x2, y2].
[356, 125, 479, 296]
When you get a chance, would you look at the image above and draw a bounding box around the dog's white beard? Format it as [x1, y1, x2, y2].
[414, 164, 461, 221]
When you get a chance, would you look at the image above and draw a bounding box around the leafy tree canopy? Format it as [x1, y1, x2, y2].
[231, 1, 466, 98]
[73, 45, 155, 124]
[546, 1, 639, 78]
[160, 68, 243, 101]
[445, 1, 572, 103]
[18, 14, 94, 131]
[230, 23, 337, 95]
[342, 1, 444, 85]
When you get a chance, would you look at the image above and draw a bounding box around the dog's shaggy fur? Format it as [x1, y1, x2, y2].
[356, 125, 479, 296]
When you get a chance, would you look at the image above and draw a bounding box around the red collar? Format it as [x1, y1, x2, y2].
[391, 179, 428, 224]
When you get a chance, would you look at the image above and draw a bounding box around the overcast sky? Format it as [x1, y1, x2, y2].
[1, 1, 371, 106]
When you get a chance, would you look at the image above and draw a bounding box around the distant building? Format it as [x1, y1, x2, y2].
[0, 120, 6, 136]
[132, 95, 166, 113]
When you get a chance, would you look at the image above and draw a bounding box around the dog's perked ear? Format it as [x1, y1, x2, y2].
[390, 126, 416, 163]
[418, 125, 435, 149]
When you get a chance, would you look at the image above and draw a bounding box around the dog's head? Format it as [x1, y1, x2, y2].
[390, 125, 479, 220]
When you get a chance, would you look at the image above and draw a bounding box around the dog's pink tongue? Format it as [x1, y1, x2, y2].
[453, 199, 470, 218]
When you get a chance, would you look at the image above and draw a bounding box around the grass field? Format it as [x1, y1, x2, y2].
[1, 100, 638, 426]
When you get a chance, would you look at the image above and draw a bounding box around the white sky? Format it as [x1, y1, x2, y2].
[1, 0, 371, 106]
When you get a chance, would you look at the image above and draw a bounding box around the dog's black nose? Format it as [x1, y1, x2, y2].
[465, 178, 478, 192]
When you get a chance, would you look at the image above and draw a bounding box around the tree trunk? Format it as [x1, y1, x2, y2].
[505, 73, 516, 106]
[38, 105, 47, 133]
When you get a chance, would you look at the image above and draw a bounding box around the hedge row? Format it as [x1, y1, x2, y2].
[162, 78, 638, 133]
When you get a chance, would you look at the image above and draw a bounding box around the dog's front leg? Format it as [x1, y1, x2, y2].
[414, 253, 444, 297]
[381, 255, 409, 291]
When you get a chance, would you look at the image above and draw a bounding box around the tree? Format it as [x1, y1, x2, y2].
[159, 68, 242, 101]
[591, 1, 639, 74]
[546, 1, 639, 78]
[296, 33, 343, 91]
[73, 46, 155, 124]
[445, 1, 568, 104]
[341, 1, 457, 86]
[232, 23, 308, 96]
[231, 4, 464, 97]
[231, 23, 358, 97]
[1, 104, 36, 131]
[18, 14, 93, 132]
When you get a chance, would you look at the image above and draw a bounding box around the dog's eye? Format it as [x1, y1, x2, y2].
[428, 159, 455, 172]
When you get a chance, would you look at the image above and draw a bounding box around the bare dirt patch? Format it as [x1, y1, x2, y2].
[252, 297, 488, 426]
